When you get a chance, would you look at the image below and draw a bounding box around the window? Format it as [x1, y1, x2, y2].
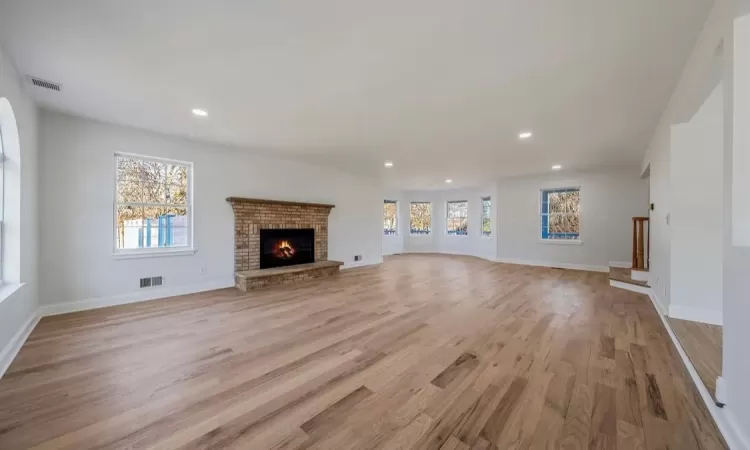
[446, 201, 468, 235]
[541, 188, 580, 240]
[410, 202, 432, 235]
[114, 154, 193, 254]
[383, 200, 398, 235]
[481, 197, 491, 237]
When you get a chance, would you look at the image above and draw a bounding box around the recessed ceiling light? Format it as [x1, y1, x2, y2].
[445, 179, 453, 183]
[384, 161, 394, 168]
[551, 165, 562, 170]
[519, 131, 533, 140]
[192, 108, 208, 117]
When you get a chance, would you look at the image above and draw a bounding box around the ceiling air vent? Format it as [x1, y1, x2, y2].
[26, 76, 62, 92]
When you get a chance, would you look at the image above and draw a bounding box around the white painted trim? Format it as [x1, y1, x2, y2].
[608, 261, 632, 268]
[341, 259, 383, 270]
[668, 304, 723, 326]
[496, 257, 608, 273]
[630, 269, 649, 282]
[0, 282, 24, 306]
[643, 289, 748, 449]
[112, 248, 196, 260]
[40, 278, 235, 317]
[649, 290, 669, 317]
[609, 278, 653, 294]
[716, 376, 727, 405]
[0, 308, 41, 379]
[537, 239, 583, 246]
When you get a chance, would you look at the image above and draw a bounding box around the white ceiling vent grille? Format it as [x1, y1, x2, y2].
[26, 76, 62, 92]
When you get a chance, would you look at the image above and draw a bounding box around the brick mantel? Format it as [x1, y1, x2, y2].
[226, 197, 335, 272]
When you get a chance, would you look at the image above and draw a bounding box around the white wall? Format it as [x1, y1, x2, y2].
[643, 2, 750, 445]
[669, 84, 724, 324]
[382, 189, 405, 255]
[38, 111, 383, 308]
[723, 12, 750, 445]
[0, 45, 39, 365]
[495, 170, 648, 270]
[402, 185, 498, 261]
[395, 173, 647, 270]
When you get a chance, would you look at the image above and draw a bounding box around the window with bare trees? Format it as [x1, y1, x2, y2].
[383, 200, 398, 235]
[446, 201, 468, 235]
[410, 202, 432, 235]
[114, 154, 193, 254]
[540, 188, 580, 240]
[481, 197, 491, 237]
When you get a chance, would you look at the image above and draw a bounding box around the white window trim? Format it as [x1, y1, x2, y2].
[446, 200, 469, 237]
[383, 200, 399, 236]
[539, 186, 582, 243]
[409, 201, 433, 236]
[538, 239, 584, 246]
[480, 196, 492, 239]
[113, 152, 195, 258]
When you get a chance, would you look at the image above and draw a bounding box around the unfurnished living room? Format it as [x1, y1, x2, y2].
[1, 1, 750, 449]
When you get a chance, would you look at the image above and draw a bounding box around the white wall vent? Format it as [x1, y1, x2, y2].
[151, 276, 163, 287]
[26, 76, 62, 92]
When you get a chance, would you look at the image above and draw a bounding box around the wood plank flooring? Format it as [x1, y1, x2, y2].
[0, 254, 726, 449]
[668, 318, 723, 403]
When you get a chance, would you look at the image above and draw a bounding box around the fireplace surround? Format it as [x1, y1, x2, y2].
[227, 197, 343, 290]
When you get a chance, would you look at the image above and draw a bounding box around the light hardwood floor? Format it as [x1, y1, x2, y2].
[0, 254, 726, 449]
[669, 318, 723, 404]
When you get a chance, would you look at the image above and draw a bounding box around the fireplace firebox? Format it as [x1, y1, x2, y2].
[260, 228, 315, 269]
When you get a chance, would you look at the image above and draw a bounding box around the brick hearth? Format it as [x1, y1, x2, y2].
[226, 197, 343, 290]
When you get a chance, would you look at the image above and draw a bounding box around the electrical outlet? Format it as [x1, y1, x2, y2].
[354, 255, 362, 262]
[200, 266, 207, 274]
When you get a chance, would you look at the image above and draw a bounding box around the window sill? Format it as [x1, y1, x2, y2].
[0, 283, 25, 305]
[113, 248, 197, 260]
[538, 239, 583, 246]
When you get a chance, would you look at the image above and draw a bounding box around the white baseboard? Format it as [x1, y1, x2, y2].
[40, 278, 235, 317]
[496, 257, 608, 273]
[644, 290, 748, 449]
[609, 261, 632, 268]
[649, 290, 669, 317]
[341, 259, 383, 270]
[0, 309, 41, 379]
[398, 251, 497, 263]
[668, 304, 723, 326]
[609, 278, 653, 294]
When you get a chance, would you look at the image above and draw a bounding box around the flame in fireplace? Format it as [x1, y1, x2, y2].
[273, 239, 296, 259]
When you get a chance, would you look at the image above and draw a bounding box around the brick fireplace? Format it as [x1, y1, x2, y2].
[226, 197, 343, 290]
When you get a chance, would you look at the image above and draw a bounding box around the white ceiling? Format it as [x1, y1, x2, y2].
[0, 0, 712, 189]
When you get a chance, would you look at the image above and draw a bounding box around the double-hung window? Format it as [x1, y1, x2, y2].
[114, 153, 193, 255]
[383, 200, 398, 235]
[481, 197, 491, 237]
[410, 202, 432, 235]
[446, 201, 468, 235]
[540, 188, 580, 240]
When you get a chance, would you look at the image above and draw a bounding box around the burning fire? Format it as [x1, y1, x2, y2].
[273, 239, 296, 259]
